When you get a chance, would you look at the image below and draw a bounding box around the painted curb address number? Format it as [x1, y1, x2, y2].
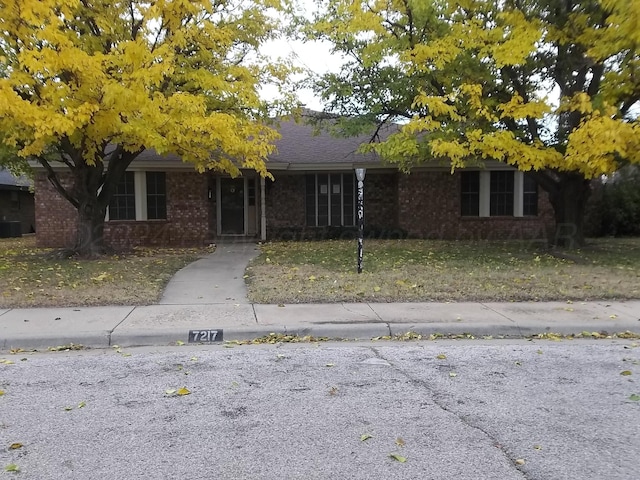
[188, 329, 224, 343]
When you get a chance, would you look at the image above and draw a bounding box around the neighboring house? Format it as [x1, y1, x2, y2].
[0, 168, 35, 236]
[34, 115, 554, 248]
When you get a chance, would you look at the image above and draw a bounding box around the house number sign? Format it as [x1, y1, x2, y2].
[188, 329, 224, 343]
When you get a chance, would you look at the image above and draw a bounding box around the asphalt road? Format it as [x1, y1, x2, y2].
[0, 340, 638, 479]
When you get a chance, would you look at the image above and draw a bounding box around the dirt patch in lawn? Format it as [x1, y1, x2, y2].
[0, 237, 212, 307]
[246, 238, 640, 303]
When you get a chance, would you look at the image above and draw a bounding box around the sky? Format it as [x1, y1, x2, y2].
[258, 0, 346, 111]
[260, 36, 344, 110]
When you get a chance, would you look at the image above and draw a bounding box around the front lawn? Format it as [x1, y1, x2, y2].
[0, 237, 212, 308]
[246, 238, 640, 303]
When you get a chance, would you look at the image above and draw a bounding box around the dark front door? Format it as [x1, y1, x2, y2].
[220, 178, 245, 234]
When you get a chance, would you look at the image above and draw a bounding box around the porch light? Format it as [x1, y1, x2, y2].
[355, 168, 366, 273]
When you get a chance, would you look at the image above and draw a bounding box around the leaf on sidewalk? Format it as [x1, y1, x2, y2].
[436, 354, 447, 360]
[8, 443, 23, 450]
[177, 387, 191, 396]
[360, 434, 372, 442]
[395, 437, 405, 447]
[628, 393, 640, 401]
[620, 370, 632, 376]
[4, 464, 19, 472]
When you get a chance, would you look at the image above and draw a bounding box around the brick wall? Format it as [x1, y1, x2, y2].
[35, 173, 77, 247]
[265, 173, 306, 230]
[36, 168, 556, 247]
[364, 172, 399, 230]
[397, 171, 554, 240]
[35, 171, 209, 249]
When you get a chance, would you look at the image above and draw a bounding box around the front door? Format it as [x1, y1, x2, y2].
[220, 178, 245, 235]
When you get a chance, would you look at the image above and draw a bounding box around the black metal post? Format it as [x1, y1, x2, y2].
[357, 176, 364, 274]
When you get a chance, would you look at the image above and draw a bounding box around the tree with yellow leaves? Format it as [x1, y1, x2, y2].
[0, 0, 293, 255]
[308, 0, 640, 247]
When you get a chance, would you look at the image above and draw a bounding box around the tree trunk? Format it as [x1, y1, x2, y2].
[75, 197, 108, 257]
[546, 173, 592, 249]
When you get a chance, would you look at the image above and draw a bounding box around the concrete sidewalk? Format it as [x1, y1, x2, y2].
[1, 300, 638, 350]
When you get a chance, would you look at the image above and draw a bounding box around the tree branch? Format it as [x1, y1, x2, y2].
[38, 157, 80, 209]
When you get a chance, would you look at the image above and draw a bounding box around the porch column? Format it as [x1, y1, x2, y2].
[260, 176, 267, 241]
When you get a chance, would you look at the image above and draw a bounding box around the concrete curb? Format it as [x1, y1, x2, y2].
[1, 301, 639, 351]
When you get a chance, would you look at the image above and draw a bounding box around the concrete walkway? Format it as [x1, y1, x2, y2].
[0, 242, 639, 350]
[158, 241, 260, 305]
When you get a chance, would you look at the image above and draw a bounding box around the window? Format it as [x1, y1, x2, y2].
[461, 171, 480, 216]
[460, 170, 538, 217]
[146, 172, 167, 220]
[489, 171, 514, 216]
[109, 172, 136, 220]
[305, 173, 355, 226]
[108, 171, 167, 221]
[523, 173, 538, 216]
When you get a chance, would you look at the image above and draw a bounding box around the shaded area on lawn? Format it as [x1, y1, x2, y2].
[0, 237, 212, 307]
[246, 238, 640, 303]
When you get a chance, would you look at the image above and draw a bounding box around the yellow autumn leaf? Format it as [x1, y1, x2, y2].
[389, 453, 407, 463]
[8, 443, 23, 450]
[177, 387, 191, 396]
[436, 353, 447, 360]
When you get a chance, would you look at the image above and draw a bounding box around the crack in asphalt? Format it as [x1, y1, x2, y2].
[368, 346, 531, 480]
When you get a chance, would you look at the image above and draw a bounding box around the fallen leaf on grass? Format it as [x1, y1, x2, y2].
[4, 464, 19, 472]
[360, 434, 372, 442]
[389, 453, 407, 463]
[8, 443, 22, 450]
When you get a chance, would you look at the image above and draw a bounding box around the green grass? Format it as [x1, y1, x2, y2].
[0, 236, 212, 307]
[246, 238, 640, 303]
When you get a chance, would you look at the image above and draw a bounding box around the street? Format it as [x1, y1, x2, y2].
[1, 340, 638, 479]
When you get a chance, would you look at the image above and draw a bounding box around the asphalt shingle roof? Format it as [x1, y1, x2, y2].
[0, 168, 31, 188]
[132, 113, 398, 169]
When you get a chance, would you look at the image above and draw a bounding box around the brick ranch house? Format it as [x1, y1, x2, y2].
[34, 116, 554, 248]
